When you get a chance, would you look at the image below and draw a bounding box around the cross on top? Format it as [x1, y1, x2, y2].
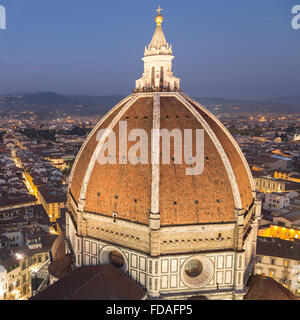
[156, 6, 163, 15]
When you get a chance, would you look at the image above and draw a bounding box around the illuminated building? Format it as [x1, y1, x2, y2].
[274, 171, 300, 184]
[254, 176, 285, 193]
[23, 172, 38, 197]
[263, 193, 290, 211]
[37, 187, 66, 223]
[45, 156, 68, 171]
[0, 234, 54, 300]
[255, 237, 300, 297]
[258, 224, 300, 241]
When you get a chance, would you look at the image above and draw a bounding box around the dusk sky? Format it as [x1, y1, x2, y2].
[0, 0, 299, 99]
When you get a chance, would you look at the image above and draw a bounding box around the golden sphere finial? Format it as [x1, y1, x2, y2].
[155, 6, 163, 26]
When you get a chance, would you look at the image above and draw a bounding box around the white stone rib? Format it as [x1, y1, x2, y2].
[69, 95, 133, 187]
[78, 95, 140, 211]
[174, 93, 243, 210]
[151, 93, 161, 215]
[183, 94, 255, 192]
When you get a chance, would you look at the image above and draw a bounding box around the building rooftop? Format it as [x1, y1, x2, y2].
[245, 274, 297, 300]
[256, 236, 300, 260]
[48, 253, 73, 279]
[30, 265, 147, 300]
[38, 186, 66, 204]
[0, 232, 56, 269]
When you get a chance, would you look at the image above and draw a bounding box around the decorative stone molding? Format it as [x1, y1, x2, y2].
[135, 12, 180, 92]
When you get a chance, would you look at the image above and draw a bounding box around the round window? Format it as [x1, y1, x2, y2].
[184, 259, 203, 278]
[181, 255, 214, 288]
[109, 250, 124, 268]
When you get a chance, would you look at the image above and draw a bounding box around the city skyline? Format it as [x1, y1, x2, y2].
[0, 0, 299, 99]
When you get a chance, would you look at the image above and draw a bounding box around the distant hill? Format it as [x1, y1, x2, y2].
[1, 92, 299, 115]
[194, 96, 300, 114]
[67, 95, 126, 109]
[22, 92, 77, 106]
[0, 92, 127, 116]
[267, 95, 300, 106]
[19, 92, 126, 110]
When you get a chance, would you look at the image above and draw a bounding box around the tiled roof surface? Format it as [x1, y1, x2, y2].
[245, 274, 298, 300]
[257, 236, 300, 260]
[70, 94, 254, 226]
[48, 253, 73, 279]
[31, 265, 146, 300]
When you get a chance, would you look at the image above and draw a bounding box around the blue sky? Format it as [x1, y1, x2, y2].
[0, 0, 299, 99]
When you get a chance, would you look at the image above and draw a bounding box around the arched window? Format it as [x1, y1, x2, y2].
[151, 67, 155, 87]
[160, 66, 164, 89]
[109, 250, 124, 268]
[185, 259, 203, 278]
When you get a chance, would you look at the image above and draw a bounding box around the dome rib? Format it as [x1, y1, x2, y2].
[78, 95, 145, 211]
[183, 94, 255, 212]
[186, 95, 255, 192]
[83, 96, 153, 225]
[69, 97, 134, 203]
[150, 93, 161, 217]
[174, 93, 243, 210]
[69, 95, 133, 191]
[70, 92, 254, 226]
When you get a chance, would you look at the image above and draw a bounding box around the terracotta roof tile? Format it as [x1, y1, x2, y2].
[69, 94, 253, 226]
[245, 274, 298, 300]
[31, 265, 146, 300]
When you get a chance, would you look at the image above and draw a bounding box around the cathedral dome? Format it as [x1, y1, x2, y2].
[66, 8, 261, 300]
[68, 8, 255, 228]
[69, 92, 254, 226]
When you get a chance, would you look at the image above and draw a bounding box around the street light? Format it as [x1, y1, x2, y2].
[15, 253, 23, 260]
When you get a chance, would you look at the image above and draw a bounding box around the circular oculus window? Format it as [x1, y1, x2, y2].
[181, 255, 214, 288]
[99, 246, 128, 273]
[184, 259, 203, 278]
[109, 250, 125, 268]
